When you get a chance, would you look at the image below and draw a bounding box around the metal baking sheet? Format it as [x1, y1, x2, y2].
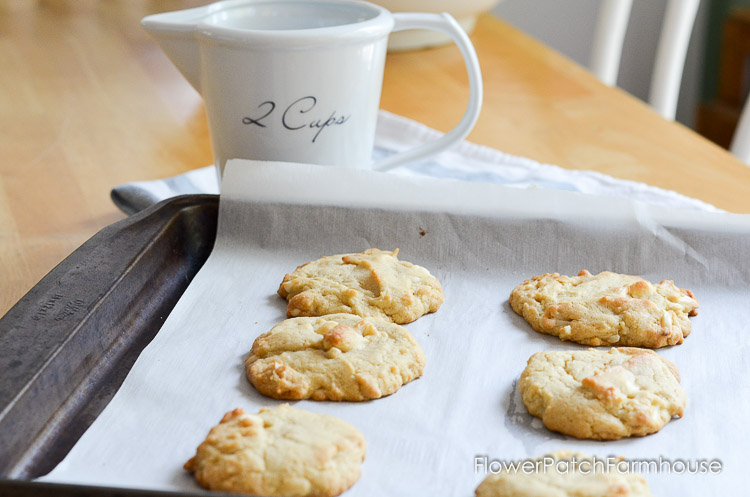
[37, 161, 750, 495]
[0, 194, 219, 496]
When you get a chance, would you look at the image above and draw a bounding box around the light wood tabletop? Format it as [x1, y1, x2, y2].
[2, 1, 749, 317]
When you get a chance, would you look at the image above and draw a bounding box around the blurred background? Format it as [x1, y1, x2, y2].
[491, 0, 750, 150]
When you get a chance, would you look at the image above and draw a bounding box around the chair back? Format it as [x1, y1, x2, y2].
[590, 0, 700, 121]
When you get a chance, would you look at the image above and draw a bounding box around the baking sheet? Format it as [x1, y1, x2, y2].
[42, 160, 749, 494]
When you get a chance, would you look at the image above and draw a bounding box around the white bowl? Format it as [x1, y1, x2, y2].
[371, 0, 501, 51]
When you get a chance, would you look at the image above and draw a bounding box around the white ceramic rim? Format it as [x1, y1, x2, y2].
[143, 0, 394, 46]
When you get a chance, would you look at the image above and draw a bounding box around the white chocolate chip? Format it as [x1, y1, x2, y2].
[661, 311, 673, 329]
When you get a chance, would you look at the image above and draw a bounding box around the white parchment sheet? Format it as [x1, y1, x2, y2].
[43, 161, 750, 494]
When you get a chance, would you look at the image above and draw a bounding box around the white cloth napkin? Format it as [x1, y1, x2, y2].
[110, 110, 721, 214]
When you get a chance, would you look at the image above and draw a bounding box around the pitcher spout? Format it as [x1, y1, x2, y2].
[141, 4, 213, 93]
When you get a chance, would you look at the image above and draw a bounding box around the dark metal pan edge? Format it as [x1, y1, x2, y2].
[0, 478, 240, 497]
[0, 194, 219, 481]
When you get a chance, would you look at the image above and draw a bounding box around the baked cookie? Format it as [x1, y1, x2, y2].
[519, 348, 685, 440]
[184, 405, 366, 496]
[509, 270, 699, 348]
[278, 248, 443, 324]
[246, 313, 425, 401]
[475, 451, 653, 497]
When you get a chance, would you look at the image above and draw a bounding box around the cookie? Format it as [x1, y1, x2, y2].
[246, 313, 425, 401]
[509, 270, 699, 348]
[184, 405, 366, 496]
[475, 451, 653, 497]
[519, 348, 685, 440]
[278, 248, 443, 324]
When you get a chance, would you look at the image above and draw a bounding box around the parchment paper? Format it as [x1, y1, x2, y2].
[42, 160, 750, 495]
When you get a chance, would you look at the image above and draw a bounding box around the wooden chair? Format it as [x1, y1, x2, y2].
[696, 7, 750, 165]
[722, 9, 750, 165]
[589, 0, 700, 120]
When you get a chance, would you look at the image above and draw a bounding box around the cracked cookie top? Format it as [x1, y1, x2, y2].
[246, 314, 425, 401]
[509, 270, 699, 348]
[278, 248, 444, 324]
[184, 405, 366, 496]
[519, 348, 685, 440]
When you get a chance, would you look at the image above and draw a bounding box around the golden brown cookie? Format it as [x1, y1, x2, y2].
[475, 451, 653, 497]
[185, 405, 366, 496]
[509, 270, 699, 347]
[519, 348, 685, 440]
[246, 313, 425, 401]
[278, 248, 443, 324]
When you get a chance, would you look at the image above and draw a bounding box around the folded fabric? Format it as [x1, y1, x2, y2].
[111, 110, 721, 215]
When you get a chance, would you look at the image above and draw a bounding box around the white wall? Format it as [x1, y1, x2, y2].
[491, 0, 709, 127]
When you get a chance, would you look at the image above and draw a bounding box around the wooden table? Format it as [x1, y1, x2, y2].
[2, 1, 749, 317]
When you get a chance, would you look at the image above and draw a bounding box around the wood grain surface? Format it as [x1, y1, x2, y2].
[1, 1, 749, 317]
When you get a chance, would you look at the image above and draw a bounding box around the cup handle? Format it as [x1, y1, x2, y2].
[372, 12, 483, 171]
